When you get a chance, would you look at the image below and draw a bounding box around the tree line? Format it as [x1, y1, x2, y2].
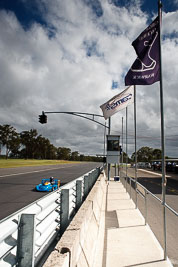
[0, 124, 165, 162]
[0, 124, 103, 162]
[130, 146, 166, 162]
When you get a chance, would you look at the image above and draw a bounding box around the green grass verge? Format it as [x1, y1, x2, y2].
[0, 159, 79, 168]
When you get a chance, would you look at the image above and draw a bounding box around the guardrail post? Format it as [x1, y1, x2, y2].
[95, 170, 97, 183]
[88, 173, 91, 192]
[126, 176, 128, 192]
[89, 172, 92, 189]
[17, 214, 35, 267]
[60, 189, 69, 235]
[93, 170, 95, 181]
[97, 167, 101, 177]
[145, 189, 147, 225]
[89, 172, 93, 191]
[76, 180, 82, 210]
[93, 169, 97, 184]
[84, 175, 89, 199]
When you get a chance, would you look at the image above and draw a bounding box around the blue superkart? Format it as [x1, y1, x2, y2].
[36, 178, 60, 192]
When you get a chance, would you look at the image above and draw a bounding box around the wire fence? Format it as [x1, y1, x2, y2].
[120, 171, 178, 263]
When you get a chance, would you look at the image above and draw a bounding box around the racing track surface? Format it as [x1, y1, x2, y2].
[0, 162, 102, 221]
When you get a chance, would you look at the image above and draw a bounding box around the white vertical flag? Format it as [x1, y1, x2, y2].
[100, 86, 134, 120]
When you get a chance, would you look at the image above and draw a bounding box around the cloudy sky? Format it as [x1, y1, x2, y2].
[0, 0, 178, 157]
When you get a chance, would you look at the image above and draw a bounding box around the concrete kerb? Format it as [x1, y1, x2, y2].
[43, 172, 107, 267]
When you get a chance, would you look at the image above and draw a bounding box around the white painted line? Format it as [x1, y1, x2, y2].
[138, 169, 171, 178]
[0, 165, 73, 178]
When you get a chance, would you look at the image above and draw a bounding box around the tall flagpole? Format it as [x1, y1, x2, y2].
[108, 117, 111, 181]
[103, 121, 106, 170]
[158, 0, 167, 259]
[104, 122, 106, 156]
[122, 117, 124, 178]
[134, 85, 138, 208]
[126, 107, 128, 188]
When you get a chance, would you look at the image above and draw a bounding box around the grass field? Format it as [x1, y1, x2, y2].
[0, 159, 78, 168]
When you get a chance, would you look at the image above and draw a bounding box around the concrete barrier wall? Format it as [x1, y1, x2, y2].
[43, 172, 107, 267]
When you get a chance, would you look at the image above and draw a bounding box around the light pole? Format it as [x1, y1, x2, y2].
[39, 111, 109, 129]
[39, 110, 111, 171]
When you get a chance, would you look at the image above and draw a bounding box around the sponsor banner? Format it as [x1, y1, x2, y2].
[100, 86, 134, 120]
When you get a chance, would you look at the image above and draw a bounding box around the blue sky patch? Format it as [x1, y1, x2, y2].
[83, 39, 104, 58]
[109, 0, 177, 15]
[82, 0, 103, 17]
[0, 0, 57, 38]
[0, 0, 46, 30]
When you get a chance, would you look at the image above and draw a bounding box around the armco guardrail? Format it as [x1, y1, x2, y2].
[43, 170, 107, 267]
[0, 166, 103, 267]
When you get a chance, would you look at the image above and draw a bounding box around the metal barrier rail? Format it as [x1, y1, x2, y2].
[121, 174, 178, 217]
[0, 166, 103, 267]
[120, 173, 178, 259]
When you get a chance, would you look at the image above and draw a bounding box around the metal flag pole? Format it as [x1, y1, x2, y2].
[122, 117, 124, 178]
[126, 107, 128, 190]
[108, 117, 111, 181]
[103, 121, 106, 169]
[158, 0, 167, 259]
[134, 85, 138, 208]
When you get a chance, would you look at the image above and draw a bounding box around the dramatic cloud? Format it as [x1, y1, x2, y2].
[0, 0, 177, 157]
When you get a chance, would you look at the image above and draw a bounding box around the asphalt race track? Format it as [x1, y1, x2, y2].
[0, 162, 102, 221]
